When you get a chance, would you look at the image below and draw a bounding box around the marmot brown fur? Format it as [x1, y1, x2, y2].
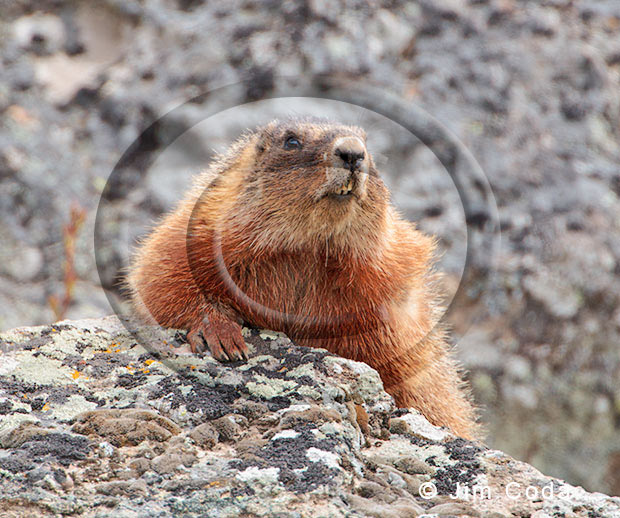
[127, 118, 479, 439]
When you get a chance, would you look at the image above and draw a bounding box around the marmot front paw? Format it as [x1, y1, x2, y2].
[187, 312, 248, 362]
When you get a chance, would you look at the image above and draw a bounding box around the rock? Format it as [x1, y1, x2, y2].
[522, 269, 582, 319]
[389, 412, 449, 442]
[12, 13, 65, 55]
[151, 451, 196, 474]
[0, 317, 618, 517]
[72, 408, 181, 447]
[189, 422, 218, 448]
[0, 228, 44, 282]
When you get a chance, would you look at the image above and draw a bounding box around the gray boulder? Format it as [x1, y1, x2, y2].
[1, 317, 618, 517]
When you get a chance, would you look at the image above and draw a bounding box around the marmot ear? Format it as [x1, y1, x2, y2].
[255, 135, 266, 154]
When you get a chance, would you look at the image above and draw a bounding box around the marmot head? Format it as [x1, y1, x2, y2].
[229, 118, 391, 254]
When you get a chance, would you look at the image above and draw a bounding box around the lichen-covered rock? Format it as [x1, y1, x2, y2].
[1, 317, 619, 517]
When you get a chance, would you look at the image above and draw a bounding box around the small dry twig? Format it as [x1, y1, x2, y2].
[48, 203, 87, 321]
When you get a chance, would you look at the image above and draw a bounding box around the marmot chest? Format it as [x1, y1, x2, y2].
[222, 251, 391, 329]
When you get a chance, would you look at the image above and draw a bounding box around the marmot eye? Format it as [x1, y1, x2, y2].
[284, 136, 302, 150]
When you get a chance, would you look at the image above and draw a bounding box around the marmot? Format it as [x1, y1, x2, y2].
[127, 118, 479, 439]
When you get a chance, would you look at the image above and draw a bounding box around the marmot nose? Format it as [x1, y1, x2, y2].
[333, 137, 366, 171]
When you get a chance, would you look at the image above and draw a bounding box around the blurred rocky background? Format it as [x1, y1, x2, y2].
[1, 0, 619, 497]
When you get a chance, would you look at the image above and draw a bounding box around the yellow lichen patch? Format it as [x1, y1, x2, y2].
[103, 343, 122, 353]
[72, 370, 81, 380]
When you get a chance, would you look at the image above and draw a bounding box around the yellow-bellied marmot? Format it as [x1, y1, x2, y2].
[127, 118, 479, 439]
